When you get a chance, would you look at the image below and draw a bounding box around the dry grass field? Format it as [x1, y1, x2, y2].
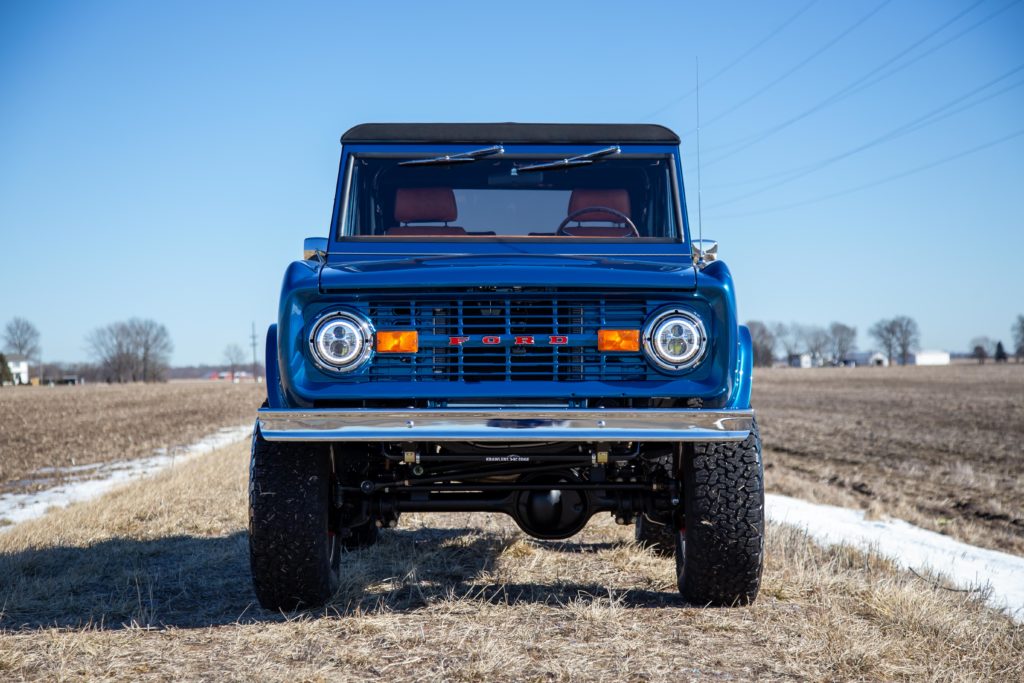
[754, 364, 1024, 555]
[0, 381, 263, 494]
[1, 364, 1022, 680]
[0, 440, 1021, 682]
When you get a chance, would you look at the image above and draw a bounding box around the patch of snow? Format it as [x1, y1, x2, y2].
[0, 425, 252, 529]
[767, 493, 1024, 622]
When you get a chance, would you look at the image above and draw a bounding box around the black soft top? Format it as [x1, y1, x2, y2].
[341, 123, 680, 145]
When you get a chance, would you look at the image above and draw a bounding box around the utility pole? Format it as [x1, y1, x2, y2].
[250, 322, 259, 382]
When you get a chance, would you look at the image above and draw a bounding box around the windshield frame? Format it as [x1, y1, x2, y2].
[329, 144, 690, 247]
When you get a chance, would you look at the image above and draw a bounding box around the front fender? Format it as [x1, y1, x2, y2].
[264, 324, 287, 409]
[727, 324, 752, 409]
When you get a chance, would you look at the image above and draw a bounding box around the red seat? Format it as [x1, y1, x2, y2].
[561, 189, 636, 237]
[387, 187, 464, 236]
[567, 189, 631, 222]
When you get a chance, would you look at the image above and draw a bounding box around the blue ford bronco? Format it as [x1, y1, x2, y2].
[249, 123, 762, 610]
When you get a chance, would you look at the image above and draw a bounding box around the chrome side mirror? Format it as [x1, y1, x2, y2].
[691, 239, 718, 268]
[303, 237, 327, 261]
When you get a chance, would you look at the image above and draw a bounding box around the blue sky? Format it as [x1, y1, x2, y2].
[1, 0, 1022, 365]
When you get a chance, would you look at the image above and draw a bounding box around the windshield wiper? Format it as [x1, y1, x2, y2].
[514, 145, 621, 174]
[399, 145, 504, 167]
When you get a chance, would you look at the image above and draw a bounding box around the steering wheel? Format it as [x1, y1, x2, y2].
[557, 206, 639, 236]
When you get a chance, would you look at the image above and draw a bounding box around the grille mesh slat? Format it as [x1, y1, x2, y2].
[361, 291, 657, 383]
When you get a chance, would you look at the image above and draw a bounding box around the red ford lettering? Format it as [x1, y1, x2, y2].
[549, 335, 568, 345]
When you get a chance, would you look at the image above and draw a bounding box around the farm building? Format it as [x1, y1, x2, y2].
[843, 351, 889, 367]
[5, 354, 29, 384]
[788, 352, 831, 368]
[910, 350, 951, 366]
[788, 353, 814, 368]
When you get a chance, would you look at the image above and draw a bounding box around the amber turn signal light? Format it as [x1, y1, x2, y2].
[376, 330, 419, 353]
[598, 329, 640, 352]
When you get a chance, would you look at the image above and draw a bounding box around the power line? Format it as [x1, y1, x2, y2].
[704, 127, 1024, 220]
[696, 0, 894, 131]
[710, 75, 1024, 197]
[641, 0, 820, 122]
[703, 0, 1021, 169]
[705, 63, 1024, 209]
[704, 0, 991, 157]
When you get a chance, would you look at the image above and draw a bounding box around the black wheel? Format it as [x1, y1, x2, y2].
[635, 513, 676, 556]
[676, 419, 764, 606]
[248, 425, 338, 611]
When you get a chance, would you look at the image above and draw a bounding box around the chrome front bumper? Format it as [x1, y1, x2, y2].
[257, 408, 754, 442]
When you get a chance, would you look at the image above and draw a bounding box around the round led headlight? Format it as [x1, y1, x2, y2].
[309, 311, 373, 372]
[643, 309, 707, 371]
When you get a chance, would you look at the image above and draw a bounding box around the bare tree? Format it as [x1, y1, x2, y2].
[3, 317, 40, 363]
[774, 323, 802, 365]
[1013, 315, 1024, 363]
[828, 322, 857, 365]
[224, 343, 246, 378]
[799, 325, 830, 366]
[869, 318, 899, 366]
[891, 315, 920, 366]
[87, 319, 172, 382]
[745, 321, 777, 368]
[969, 336, 994, 364]
[972, 343, 988, 364]
[87, 322, 136, 382]
[128, 318, 173, 382]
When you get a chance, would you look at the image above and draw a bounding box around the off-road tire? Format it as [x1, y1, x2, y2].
[249, 425, 337, 611]
[676, 419, 764, 606]
[635, 514, 676, 556]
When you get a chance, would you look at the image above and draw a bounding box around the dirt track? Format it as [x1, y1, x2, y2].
[756, 364, 1024, 555]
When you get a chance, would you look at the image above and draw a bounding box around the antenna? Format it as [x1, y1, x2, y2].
[695, 56, 704, 258]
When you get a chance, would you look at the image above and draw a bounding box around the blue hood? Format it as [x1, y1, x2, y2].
[319, 253, 697, 291]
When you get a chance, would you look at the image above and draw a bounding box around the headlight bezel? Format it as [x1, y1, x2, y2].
[642, 308, 708, 372]
[308, 309, 374, 373]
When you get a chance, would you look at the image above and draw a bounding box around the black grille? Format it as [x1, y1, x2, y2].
[363, 291, 657, 382]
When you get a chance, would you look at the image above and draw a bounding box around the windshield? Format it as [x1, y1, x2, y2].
[339, 154, 681, 240]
